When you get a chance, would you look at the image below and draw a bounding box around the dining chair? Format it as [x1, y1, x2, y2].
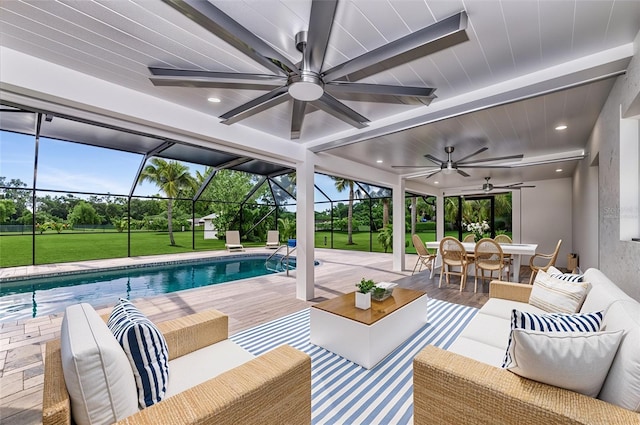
[474, 238, 506, 293]
[411, 234, 436, 275]
[438, 237, 473, 292]
[494, 234, 513, 279]
[462, 234, 476, 243]
[528, 239, 563, 284]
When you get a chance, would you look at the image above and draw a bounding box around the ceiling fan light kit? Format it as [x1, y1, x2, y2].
[151, 0, 469, 139]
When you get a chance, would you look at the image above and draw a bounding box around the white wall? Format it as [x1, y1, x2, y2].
[572, 155, 599, 270]
[576, 30, 640, 301]
[520, 178, 573, 269]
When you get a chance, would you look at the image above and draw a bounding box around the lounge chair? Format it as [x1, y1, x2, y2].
[266, 230, 280, 249]
[225, 230, 244, 252]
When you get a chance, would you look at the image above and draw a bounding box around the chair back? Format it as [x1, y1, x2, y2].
[267, 230, 279, 243]
[474, 238, 504, 268]
[412, 234, 429, 257]
[548, 239, 563, 266]
[440, 237, 468, 266]
[226, 230, 241, 244]
[494, 234, 512, 244]
[462, 234, 475, 243]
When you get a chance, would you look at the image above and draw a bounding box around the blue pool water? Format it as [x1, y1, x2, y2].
[0, 254, 305, 322]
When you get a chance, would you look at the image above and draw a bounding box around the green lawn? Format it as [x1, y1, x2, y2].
[0, 229, 457, 268]
[0, 230, 264, 267]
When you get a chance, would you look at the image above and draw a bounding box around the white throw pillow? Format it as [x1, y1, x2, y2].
[505, 328, 623, 397]
[60, 303, 139, 425]
[108, 299, 170, 409]
[528, 270, 590, 313]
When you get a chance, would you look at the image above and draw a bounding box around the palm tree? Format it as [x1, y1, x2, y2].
[138, 158, 197, 246]
[332, 177, 356, 245]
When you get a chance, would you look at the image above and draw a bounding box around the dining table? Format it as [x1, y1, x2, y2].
[425, 241, 538, 283]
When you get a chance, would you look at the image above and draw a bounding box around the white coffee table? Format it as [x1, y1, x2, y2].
[310, 288, 429, 369]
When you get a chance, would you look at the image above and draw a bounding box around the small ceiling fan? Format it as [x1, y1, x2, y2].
[392, 146, 524, 179]
[149, 0, 469, 139]
[464, 177, 536, 192]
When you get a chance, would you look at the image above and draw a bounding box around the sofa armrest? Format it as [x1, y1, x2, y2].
[42, 339, 71, 425]
[156, 309, 228, 360]
[489, 280, 532, 303]
[413, 345, 639, 425]
[117, 344, 311, 425]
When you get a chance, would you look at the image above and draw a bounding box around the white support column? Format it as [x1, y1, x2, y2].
[296, 149, 315, 300]
[392, 177, 406, 272]
[512, 190, 522, 243]
[436, 193, 445, 240]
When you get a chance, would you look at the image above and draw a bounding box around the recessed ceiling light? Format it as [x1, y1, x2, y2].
[433, 181, 439, 184]
[376, 159, 383, 163]
[207, 97, 221, 103]
[556, 168, 563, 172]
[555, 124, 567, 130]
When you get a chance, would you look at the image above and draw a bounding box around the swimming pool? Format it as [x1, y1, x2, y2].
[0, 254, 307, 322]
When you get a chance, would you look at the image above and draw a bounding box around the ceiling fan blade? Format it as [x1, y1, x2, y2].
[457, 169, 470, 177]
[391, 165, 438, 169]
[325, 82, 436, 98]
[290, 100, 307, 140]
[425, 170, 442, 180]
[148, 68, 287, 90]
[454, 147, 489, 164]
[322, 11, 468, 82]
[458, 153, 524, 165]
[311, 93, 369, 129]
[424, 154, 445, 165]
[304, 0, 338, 73]
[220, 86, 290, 125]
[162, 0, 298, 76]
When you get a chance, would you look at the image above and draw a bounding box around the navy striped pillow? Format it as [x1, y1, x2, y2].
[108, 299, 169, 408]
[550, 272, 584, 282]
[502, 309, 603, 368]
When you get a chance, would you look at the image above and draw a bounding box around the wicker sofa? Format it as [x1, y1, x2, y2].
[42, 306, 311, 425]
[414, 268, 640, 425]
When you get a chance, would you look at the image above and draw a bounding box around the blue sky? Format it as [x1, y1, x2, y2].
[0, 130, 349, 203]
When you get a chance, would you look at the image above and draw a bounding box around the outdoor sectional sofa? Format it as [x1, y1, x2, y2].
[414, 268, 640, 424]
[42, 305, 311, 425]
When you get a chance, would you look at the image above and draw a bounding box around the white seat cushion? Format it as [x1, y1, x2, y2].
[60, 303, 139, 425]
[165, 339, 255, 398]
[447, 337, 508, 368]
[478, 298, 545, 320]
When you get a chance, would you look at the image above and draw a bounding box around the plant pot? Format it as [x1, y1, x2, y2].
[355, 292, 371, 310]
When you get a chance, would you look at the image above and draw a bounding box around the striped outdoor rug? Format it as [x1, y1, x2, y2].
[230, 298, 478, 425]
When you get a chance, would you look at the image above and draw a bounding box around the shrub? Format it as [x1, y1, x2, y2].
[415, 221, 436, 232]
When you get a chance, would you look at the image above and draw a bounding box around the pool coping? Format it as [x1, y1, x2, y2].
[0, 249, 305, 283]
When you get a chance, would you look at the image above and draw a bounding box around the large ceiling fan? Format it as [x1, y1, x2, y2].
[149, 0, 469, 139]
[464, 177, 536, 192]
[392, 146, 525, 179]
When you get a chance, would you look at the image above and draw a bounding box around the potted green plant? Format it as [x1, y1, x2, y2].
[355, 278, 375, 310]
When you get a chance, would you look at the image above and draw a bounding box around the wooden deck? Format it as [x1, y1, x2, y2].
[0, 248, 531, 425]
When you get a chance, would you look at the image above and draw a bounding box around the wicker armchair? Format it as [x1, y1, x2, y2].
[42, 309, 311, 425]
[528, 239, 562, 284]
[438, 236, 473, 292]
